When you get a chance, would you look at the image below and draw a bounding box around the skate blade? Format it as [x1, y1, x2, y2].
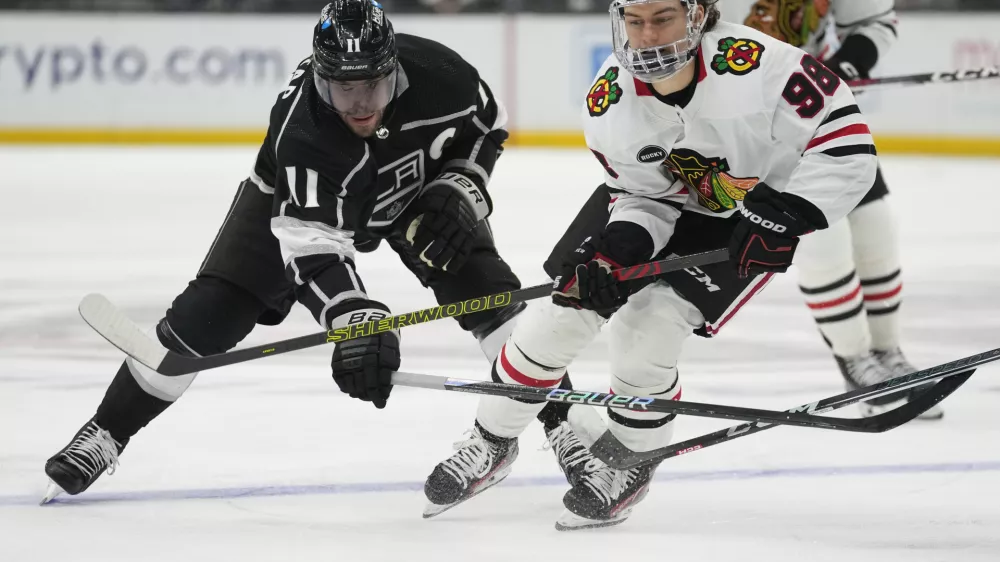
[422, 465, 513, 519]
[554, 507, 632, 531]
[40, 481, 65, 505]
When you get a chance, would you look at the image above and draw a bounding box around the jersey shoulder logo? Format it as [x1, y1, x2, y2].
[711, 37, 766, 76]
[664, 148, 759, 213]
[587, 67, 624, 117]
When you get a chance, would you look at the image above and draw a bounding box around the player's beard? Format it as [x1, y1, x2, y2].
[342, 109, 385, 138]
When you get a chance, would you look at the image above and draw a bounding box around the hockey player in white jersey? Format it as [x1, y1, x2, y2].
[740, 0, 941, 419]
[423, 0, 876, 530]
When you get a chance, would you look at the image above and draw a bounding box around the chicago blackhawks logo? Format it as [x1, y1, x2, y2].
[712, 37, 765, 76]
[587, 67, 624, 117]
[743, 0, 829, 48]
[664, 149, 759, 213]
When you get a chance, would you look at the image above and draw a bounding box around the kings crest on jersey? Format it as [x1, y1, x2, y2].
[582, 20, 877, 255]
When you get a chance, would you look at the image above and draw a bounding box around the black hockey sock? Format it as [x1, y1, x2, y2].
[91, 277, 267, 443]
[95, 361, 174, 442]
[536, 373, 574, 431]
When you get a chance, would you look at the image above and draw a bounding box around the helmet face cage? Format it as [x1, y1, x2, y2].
[611, 0, 708, 83]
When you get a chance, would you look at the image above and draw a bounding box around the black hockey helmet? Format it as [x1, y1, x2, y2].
[312, 0, 398, 116]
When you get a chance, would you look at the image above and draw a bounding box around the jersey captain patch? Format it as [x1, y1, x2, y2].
[664, 149, 760, 213]
[711, 37, 766, 76]
[587, 67, 624, 117]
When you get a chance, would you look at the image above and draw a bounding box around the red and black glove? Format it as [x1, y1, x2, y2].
[552, 222, 653, 317]
[729, 183, 820, 279]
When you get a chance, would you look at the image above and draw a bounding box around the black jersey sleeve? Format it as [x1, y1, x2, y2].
[271, 140, 377, 329]
[438, 77, 508, 189]
[250, 126, 278, 194]
[260, 59, 381, 329]
[419, 77, 508, 221]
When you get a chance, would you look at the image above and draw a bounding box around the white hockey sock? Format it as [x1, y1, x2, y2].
[849, 198, 903, 351]
[796, 219, 871, 357]
[605, 283, 699, 452]
[860, 269, 902, 350]
[476, 301, 604, 438]
[801, 270, 870, 357]
[607, 373, 680, 453]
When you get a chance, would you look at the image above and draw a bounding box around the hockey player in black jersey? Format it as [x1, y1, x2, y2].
[41, 0, 589, 503]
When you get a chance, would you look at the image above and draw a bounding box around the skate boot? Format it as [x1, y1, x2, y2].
[544, 421, 597, 487]
[41, 417, 128, 504]
[873, 347, 943, 420]
[555, 458, 658, 531]
[836, 352, 913, 417]
[423, 422, 518, 518]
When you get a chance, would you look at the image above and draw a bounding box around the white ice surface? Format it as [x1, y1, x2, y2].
[1, 147, 999, 561]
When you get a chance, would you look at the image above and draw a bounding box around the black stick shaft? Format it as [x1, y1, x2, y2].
[848, 67, 1000, 89]
[157, 249, 730, 375]
[392, 346, 986, 432]
[645, 348, 998, 461]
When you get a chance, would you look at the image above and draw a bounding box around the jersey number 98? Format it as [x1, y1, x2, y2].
[782, 55, 841, 119]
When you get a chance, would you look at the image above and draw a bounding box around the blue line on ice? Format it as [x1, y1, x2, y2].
[3, 461, 999, 507]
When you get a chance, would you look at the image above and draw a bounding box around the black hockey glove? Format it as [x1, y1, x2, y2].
[823, 53, 866, 82]
[729, 183, 818, 279]
[823, 35, 878, 82]
[329, 300, 400, 409]
[552, 222, 654, 318]
[406, 172, 491, 273]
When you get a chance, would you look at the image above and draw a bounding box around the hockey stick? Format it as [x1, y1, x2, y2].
[847, 66, 1000, 90]
[78, 249, 730, 376]
[392, 351, 976, 434]
[590, 348, 992, 469]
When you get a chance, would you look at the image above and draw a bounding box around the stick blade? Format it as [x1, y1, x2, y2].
[862, 369, 974, 432]
[589, 430, 679, 470]
[78, 293, 166, 371]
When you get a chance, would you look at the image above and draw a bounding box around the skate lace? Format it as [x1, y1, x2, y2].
[63, 423, 122, 479]
[580, 458, 636, 506]
[874, 348, 915, 377]
[441, 430, 492, 488]
[542, 423, 591, 470]
[849, 355, 893, 386]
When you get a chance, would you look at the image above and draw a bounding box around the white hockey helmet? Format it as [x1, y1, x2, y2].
[610, 0, 718, 83]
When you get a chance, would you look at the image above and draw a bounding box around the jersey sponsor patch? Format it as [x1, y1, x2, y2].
[636, 145, 667, 164]
[587, 67, 624, 117]
[664, 148, 759, 213]
[711, 38, 766, 76]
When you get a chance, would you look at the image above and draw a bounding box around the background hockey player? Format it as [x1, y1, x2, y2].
[424, 0, 877, 530]
[41, 0, 579, 503]
[740, 0, 942, 419]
